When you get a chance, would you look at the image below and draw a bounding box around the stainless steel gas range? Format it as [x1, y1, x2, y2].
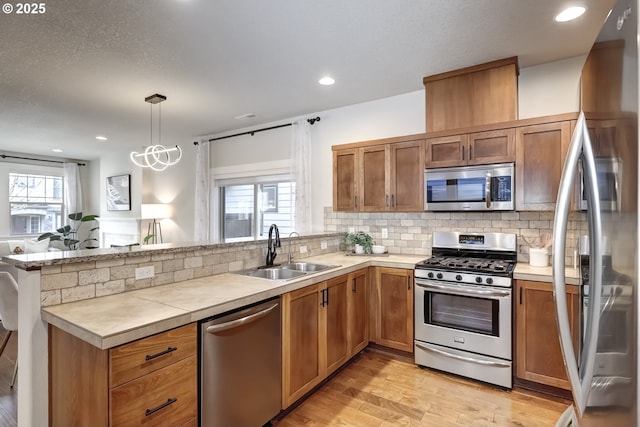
[414, 231, 517, 389]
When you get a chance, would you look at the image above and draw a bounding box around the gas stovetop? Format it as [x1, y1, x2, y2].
[414, 231, 517, 287]
[416, 255, 515, 276]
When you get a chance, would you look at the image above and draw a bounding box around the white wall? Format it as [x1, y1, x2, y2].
[518, 55, 585, 119]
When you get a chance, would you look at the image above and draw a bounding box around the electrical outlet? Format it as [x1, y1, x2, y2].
[321, 241, 328, 250]
[381, 228, 388, 238]
[348, 226, 355, 233]
[300, 245, 308, 253]
[135, 266, 155, 280]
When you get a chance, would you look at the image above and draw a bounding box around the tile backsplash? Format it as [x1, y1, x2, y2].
[324, 207, 587, 265]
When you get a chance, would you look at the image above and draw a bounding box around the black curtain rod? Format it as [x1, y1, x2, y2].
[194, 116, 320, 145]
[0, 154, 86, 166]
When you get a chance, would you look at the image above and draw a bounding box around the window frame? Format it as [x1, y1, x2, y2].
[8, 171, 64, 236]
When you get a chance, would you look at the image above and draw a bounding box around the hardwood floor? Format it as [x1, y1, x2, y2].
[278, 348, 570, 427]
[0, 325, 17, 427]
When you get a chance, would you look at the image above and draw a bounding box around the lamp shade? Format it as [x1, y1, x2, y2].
[141, 203, 171, 220]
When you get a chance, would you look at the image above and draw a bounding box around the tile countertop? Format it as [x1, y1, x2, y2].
[41, 252, 425, 350]
[514, 263, 581, 285]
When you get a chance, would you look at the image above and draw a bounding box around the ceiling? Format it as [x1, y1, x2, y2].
[0, 0, 614, 161]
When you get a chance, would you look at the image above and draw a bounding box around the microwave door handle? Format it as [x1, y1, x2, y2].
[485, 173, 491, 208]
[552, 112, 599, 418]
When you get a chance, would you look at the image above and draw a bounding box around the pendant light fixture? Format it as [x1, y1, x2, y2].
[130, 93, 182, 171]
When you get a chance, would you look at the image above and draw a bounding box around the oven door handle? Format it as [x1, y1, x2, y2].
[415, 280, 510, 298]
[415, 342, 511, 368]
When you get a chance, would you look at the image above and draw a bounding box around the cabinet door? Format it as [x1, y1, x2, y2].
[390, 140, 425, 211]
[348, 269, 369, 355]
[425, 134, 468, 168]
[323, 276, 350, 375]
[516, 121, 572, 210]
[359, 145, 390, 211]
[467, 128, 515, 165]
[333, 149, 358, 211]
[375, 268, 414, 352]
[515, 280, 580, 390]
[110, 356, 197, 427]
[282, 284, 322, 408]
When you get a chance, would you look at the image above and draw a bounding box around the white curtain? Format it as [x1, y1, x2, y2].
[194, 140, 212, 242]
[291, 119, 312, 234]
[63, 162, 83, 216]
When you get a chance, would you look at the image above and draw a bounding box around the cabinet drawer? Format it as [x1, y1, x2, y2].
[110, 355, 197, 427]
[109, 324, 196, 387]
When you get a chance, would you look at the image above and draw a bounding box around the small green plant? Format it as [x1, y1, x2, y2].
[38, 212, 100, 250]
[343, 231, 373, 254]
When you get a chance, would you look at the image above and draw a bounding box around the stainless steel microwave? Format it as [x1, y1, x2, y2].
[424, 162, 514, 211]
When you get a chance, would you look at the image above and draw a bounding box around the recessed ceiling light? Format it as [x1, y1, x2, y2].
[96, 135, 108, 141]
[319, 76, 335, 86]
[52, 149, 63, 153]
[555, 6, 586, 22]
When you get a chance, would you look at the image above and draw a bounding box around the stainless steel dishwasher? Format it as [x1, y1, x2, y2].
[199, 297, 281, 427]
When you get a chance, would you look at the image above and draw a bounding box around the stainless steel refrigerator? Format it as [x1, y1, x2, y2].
[553, 1, 638, 426]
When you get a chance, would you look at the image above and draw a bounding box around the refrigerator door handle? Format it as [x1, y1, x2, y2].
[552, 111, 601, 418]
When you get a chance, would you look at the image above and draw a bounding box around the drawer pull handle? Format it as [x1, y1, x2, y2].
[145, 398, 177, 416]
[145, 346, 178, 361]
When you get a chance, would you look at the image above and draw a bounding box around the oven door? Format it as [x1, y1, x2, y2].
[414, 278, 511, 360]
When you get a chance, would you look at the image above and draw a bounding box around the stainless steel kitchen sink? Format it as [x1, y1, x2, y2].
[237, 262, 338, 281]
[245, 268, 307, 280]
[279, 262, 337, 272]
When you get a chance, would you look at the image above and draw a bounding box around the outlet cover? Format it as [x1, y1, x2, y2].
[321, 241, 328, 250]
[381, 228, 388, 238]
[135, 266, 155, 280]
[348, 226, 355, 233]
[300, 245, 308, 253]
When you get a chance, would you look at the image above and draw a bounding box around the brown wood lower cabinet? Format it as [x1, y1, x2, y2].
[371, 267, 414, 352]
[281, 270, 370, 409]
[49, 323, 197, 427]
[515, 280, 580, 391]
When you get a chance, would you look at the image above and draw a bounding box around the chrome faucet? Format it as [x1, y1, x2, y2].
[266, 224, 281, 266]
[287, 232, 300, 263]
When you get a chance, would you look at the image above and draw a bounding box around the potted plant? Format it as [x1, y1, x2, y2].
[343, 231, 373, 254]
[38, 212, 100, 250]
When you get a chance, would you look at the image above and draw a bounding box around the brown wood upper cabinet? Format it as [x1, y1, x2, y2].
[515, 280, 580, 391]
[333, 137, 424, 212]
[425, 128, 515, 168]
[515, 120, 573, 210]
[424, 57, 518, 132]
[333, 148, 358, 211]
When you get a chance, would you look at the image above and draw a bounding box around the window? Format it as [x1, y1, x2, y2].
[9, 173, 63, 235]
[220, 179, 295, 241]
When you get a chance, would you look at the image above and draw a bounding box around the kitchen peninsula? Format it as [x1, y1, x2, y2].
[3, 233, 580, 426]
[1, 233, 415, 426]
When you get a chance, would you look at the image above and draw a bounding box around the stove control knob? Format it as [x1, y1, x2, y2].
[486, 278, 493, 285]
[455, 274, 462, 281]
[475, 276, 483, 283]
[436, 273, 443, 280]
[427, 272, 434, 279]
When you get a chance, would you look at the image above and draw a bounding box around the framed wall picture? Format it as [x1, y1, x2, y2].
[106, 174, 131, 211]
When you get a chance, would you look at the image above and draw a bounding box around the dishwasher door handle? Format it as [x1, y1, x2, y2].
[206, 303, 278, 334]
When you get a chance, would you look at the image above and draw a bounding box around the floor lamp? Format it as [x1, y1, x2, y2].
[141, 204, 170, 244]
